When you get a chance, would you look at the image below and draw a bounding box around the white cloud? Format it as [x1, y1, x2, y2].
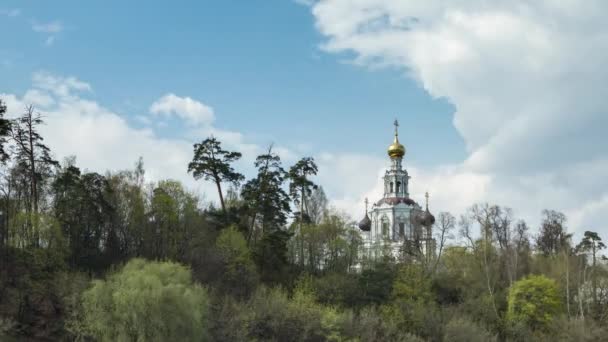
[1, 74, 216, 204]
[32, 20, 63, 33]
[1, 73, 299, 209]
[32, 71, 91, 97]
[306, 0, 608, 238]
[150, 93, 215, 126]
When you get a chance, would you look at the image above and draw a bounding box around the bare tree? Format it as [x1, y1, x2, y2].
[432, 211, 455, 273]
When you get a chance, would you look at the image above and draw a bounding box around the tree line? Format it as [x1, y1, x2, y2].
[0, 100, 607, 341]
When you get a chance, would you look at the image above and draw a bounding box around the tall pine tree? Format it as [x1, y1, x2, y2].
[188, 137, 244, 213]
[241, 146, 291, 242]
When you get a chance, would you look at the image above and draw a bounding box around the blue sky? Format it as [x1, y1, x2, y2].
[2, 1, 608, 239]
[1, 0, 464, 167]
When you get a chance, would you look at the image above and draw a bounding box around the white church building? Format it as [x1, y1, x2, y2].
[358, 121, 436, 259]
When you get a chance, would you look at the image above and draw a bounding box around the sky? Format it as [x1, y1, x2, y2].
[1, 0, 607, 241]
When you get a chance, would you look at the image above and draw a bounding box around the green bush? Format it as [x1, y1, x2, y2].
[507, 275, 562, 330]
[444, 317, 496, 342]
[80, 258, 209, 342]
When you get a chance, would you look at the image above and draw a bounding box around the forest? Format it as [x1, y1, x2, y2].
[0, 99, 607, 341]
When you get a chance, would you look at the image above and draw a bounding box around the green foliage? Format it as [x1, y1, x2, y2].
[80, 258, 209, 342]
[292, 212, 362, 274]
[188, 137, 244, 212]
[287, 157, 319, 201]
[443, 317, 496, 342]
[241, 147, 291, 238]
[53, 165, 116, 271]
[355, 259, 396, 307]
[548, 317, 608, 342]
[1, 121, 607, 342]
[246, 286, 326, 341]
[215, 226, 258, 297]
[0, 98, 11, 163]
[253, 229, 292, 285]
[536, 210, 571, 256]
[209, 282, 433, 342]
[507, 275, 562, 330]
[392, 264, 432, 304]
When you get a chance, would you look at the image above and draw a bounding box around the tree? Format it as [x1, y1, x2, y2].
[392, 264, 432, 304]
[104, 160, 147, 259]
[10, 105, 59, 246]
[80, 258, 209, 341]
[0, 99, 10, 255]
[188, 137, 244, 213]
[307, 186, 328, 225]
[576, 231, 606, 314]
[460, 204, 501, 320]
[215, 226, 258, 297]
[0, 99, 11, 163]
[432, 211, 455, 273]
[537, 210, 571, 256]
[52, 162, 115, 272]
[507, 275, 562, 330]
[241, 146, 291, 242]
[253, 229, 292, 285]
[288, 157, 318, 266]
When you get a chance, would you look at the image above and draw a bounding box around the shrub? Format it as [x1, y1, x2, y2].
[444, 317, 496, 342]
[507, 275, 561, 330]
[80, 258, 209, 342]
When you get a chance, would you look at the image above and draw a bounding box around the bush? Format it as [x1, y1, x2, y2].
[549, 317, 608, 342]
[444, 317, 496, 342]
[80, 258, 209, 342]
[507, 275, 561, 331]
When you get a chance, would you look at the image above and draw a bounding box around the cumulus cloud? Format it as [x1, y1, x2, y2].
[150, 93, 215, 126]
[306, 0, 608, 237]
[1, 72, 404, 227]
[1, 75, 196, 192]
[0, 73, 296, 208]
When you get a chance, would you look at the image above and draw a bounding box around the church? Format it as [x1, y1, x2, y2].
[358, 121, 436, 258]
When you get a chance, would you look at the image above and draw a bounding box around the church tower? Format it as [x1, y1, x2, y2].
[358, 120, 435, 258]
[384, 120, 409, 198]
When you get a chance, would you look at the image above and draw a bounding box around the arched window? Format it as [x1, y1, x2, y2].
[389, 182, 394, 193]
[396, 181, 401, 194]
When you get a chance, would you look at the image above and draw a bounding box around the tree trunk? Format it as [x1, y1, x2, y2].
[565, 250, 571, 318]
[215, 178, 225, 213]
[247, 212, 257, 245]
[299, 189, 304, 267]
[26, 108, 38, 247]
[592, 244, 597, 311]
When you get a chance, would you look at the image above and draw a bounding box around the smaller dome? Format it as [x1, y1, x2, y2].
[358, 213, 371, 231]
[418, 210, 435, 227]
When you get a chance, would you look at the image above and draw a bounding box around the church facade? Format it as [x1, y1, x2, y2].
[358, 121, 436, 258]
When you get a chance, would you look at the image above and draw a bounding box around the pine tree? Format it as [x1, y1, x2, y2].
[288, 157, 318, 266]
[188, 137, 244, 213]
[241, 146, 291, 242]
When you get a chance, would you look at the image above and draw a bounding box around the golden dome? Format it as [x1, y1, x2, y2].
[387, 120, 405, 159]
